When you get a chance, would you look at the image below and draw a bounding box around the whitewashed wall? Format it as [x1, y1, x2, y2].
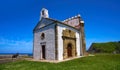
[57, 23, 81, 60]
[33, 24, 55, 60]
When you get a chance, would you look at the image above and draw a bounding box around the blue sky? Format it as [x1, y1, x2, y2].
[0, 0, 120, 53]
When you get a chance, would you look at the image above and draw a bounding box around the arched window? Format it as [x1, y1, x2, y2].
[69, 30, 71, 33]
[41, 33, 45, 40]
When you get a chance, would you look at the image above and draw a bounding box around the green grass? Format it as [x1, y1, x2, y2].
[0, 54, 120, 70]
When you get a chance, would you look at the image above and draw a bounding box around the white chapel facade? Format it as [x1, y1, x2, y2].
[33, 8, 86, 60]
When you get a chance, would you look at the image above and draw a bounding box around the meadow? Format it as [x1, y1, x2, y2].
[0, 54, 120, 70]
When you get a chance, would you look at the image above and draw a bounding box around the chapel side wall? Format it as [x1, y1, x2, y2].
[33, 24, 56, 60]
[57, 24, 81, 60]
[33, 32, 41, 60]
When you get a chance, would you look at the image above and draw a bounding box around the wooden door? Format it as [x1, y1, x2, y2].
[67, 44, 72, 57]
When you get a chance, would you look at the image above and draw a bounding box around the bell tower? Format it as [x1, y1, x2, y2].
[40, 8, 49, 20]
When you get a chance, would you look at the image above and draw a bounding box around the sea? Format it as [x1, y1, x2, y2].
[0, 53, 33, 56]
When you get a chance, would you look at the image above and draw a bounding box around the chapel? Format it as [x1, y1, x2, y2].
[33, 8, 86, 60]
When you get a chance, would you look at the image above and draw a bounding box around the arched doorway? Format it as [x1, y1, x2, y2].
[67, 43, 72, 57]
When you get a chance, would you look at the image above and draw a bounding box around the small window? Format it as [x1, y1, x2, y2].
[42, 10, 44, 15]
[69, 30, 71, 33]
[41, 33, 45, 40]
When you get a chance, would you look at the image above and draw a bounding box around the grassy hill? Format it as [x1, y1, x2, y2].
[88, 41, 120, 53]
[0, 54, 120, 70]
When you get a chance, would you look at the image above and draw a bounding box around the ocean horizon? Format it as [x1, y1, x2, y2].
[0, 53, 33, 56]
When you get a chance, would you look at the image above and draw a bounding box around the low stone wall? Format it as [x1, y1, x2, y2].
[0, 55, 31, 64]
[0, 55, 12, 59]
[0, 55, 30, 59]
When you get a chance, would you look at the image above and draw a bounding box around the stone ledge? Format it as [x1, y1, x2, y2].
[25, 56, 84, 63]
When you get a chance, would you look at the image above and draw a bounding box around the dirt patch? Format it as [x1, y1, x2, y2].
[0, 58, 13, 64]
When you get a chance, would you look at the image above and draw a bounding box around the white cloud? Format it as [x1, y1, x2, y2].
[0, 38, 33, 53]
[0, 38, 32, 47]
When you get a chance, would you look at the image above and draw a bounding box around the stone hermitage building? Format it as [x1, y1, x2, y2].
[33, 8, 86, 60]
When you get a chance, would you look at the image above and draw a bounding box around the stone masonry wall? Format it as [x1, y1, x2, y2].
[33, 24, 55, 60]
